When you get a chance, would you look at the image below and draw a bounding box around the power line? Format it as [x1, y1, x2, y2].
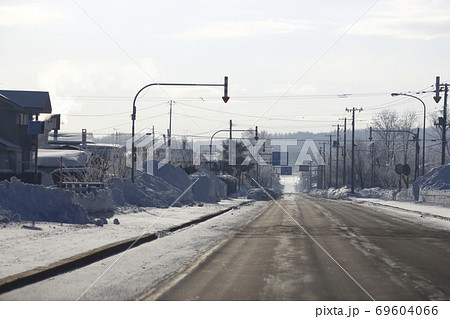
[54, 92, 392, 101]
[64, 102, 168, 117]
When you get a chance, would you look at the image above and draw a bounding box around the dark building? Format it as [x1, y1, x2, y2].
[0, 90, 52, 173]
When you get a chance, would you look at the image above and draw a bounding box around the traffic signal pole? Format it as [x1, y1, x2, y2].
[131, 77, 229, 182]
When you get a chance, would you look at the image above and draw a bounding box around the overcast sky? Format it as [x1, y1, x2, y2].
[2, 0, 450, 139]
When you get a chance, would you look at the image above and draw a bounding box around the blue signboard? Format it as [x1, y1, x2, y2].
[272, 152, 280, 166]
[272, 152, 288, 166]
[280, 166, 292, 175]
[28, 121, 44, 135]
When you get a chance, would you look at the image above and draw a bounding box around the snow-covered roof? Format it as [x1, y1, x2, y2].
[37, 148, 88, 168]
[0, 90, 52, 114]
[0, 137, 22, 151]
[48, 132, 95, 145]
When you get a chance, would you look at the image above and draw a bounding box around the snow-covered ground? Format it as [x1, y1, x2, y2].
[0, 199, 258, 279]
[0, 199, 269, 300]
[305, 164, 450, 222]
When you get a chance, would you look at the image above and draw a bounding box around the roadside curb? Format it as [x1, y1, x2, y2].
[0, 200, 255, 295]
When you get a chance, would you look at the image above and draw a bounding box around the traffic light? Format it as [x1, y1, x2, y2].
[255, 126, 258, 140]
[222, 76, 229, 103]
[434, 76, 441, 103]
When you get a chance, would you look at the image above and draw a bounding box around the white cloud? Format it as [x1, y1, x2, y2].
[37, 58, 159, 96]
[348, 0, 450, 40]
[175, 19, 312, 40]
[0, 4, 62, 27]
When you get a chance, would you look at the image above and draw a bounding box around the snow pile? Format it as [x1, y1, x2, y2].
[414, 164, 450, 190]
[73, 189, 115, 215]
[358, 187, 397, 201]
[0, 178, 89, 224]
[308, 187, 354, 200]
[107, 161, 198, 207]
[307, 164, 450, 207]
[412, 164, 450, 206]
[247, 187, 282, 201]
[189, 169, 227, 203]
[106, 173, 187, 208]
[148, 160, 194, 203]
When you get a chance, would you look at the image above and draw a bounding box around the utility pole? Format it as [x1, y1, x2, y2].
[328, 134, 332, 188]
[434, 76, 448, 165]
[168, 100, 173, 148]
[346, 107, 363, 194]
[415, 128, 420, 180]
[335, 124, 340, 188]
[343, 118, 347, 186]
[369, 127, 375, 187]
[444, 84, 448, 165]
[320, 142, 327, 188]
[152, 125, 155, 159]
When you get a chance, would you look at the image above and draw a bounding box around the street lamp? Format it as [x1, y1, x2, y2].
[131, 77, 229, 182]
[391, 93, 426, 176]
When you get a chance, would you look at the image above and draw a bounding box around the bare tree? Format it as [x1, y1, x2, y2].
[371, 109, 419, 188]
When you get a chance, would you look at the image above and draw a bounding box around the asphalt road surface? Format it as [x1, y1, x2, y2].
[141, 196, 450, 301]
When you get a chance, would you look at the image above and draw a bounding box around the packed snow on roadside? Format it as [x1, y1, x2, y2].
[189, 169, 227, 203]
[306, 164, 450, 220]
[0, 161, 236, 224]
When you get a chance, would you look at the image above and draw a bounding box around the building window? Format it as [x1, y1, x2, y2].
[16, 113, 29, 125]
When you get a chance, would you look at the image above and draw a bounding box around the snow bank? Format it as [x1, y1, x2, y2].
[412, 164, 450, 206]
[247, 187, 282, 201]
[73, 189, 115, 215]
[0, 178, 89, 224]
[189, 169, 227, 203]
[414, 164, 450, 191]
[0, 160, 232, 224]
[106, 161, 197, 208]
[308, 187, 354, 200]
[149, 161, 193, 195]
[307, 164, 450, 207]
[358, 187, 397, 201]
[106, 173, 187, 208]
